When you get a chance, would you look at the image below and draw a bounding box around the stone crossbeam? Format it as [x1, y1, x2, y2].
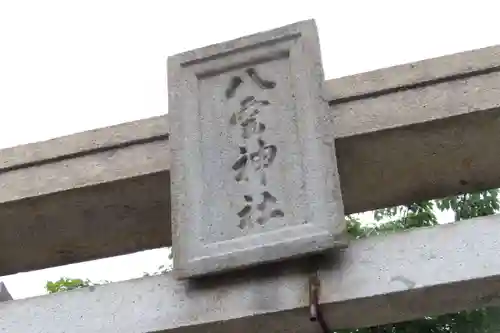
[2, 215, 500, 332]
[1, 44, 500, 276]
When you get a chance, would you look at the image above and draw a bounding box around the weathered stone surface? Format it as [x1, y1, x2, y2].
[0, 118, 171, 277]
[168, 19, 346, 279]
[3, 216, 500, 332]
[0, 282, 12, 302]
[324, 44, 500, 101]
[1, 42, 500, 276]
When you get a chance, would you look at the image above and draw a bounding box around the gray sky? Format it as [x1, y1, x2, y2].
[0, 0, 497, 299]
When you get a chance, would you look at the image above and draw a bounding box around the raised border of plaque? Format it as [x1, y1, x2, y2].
[168, 19, 346, 279]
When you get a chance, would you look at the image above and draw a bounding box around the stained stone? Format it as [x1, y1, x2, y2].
[168, 19, 346, 279]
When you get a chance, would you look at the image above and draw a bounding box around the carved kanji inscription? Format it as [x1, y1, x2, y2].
[168, 20, 346, 279]
[237, 192, 285, 229]
[228, 68, 281, 214]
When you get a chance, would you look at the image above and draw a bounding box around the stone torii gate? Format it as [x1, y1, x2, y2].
[1, 19, 500, 332]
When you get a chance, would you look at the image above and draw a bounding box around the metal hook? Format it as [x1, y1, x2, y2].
[309, 272, 331, 333]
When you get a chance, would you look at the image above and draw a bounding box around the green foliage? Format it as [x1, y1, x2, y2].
[143, 263, 171, 277]
[45, 277, 110, 294]
[45, 188, 500, 332]
[45, 277, 92, 294]
[436, 189, 499, 221]
[336, 189, 500, 333]
[361, 201, 438, 239]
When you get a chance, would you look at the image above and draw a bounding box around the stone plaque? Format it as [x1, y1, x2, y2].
[168, 19, 346, 279]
